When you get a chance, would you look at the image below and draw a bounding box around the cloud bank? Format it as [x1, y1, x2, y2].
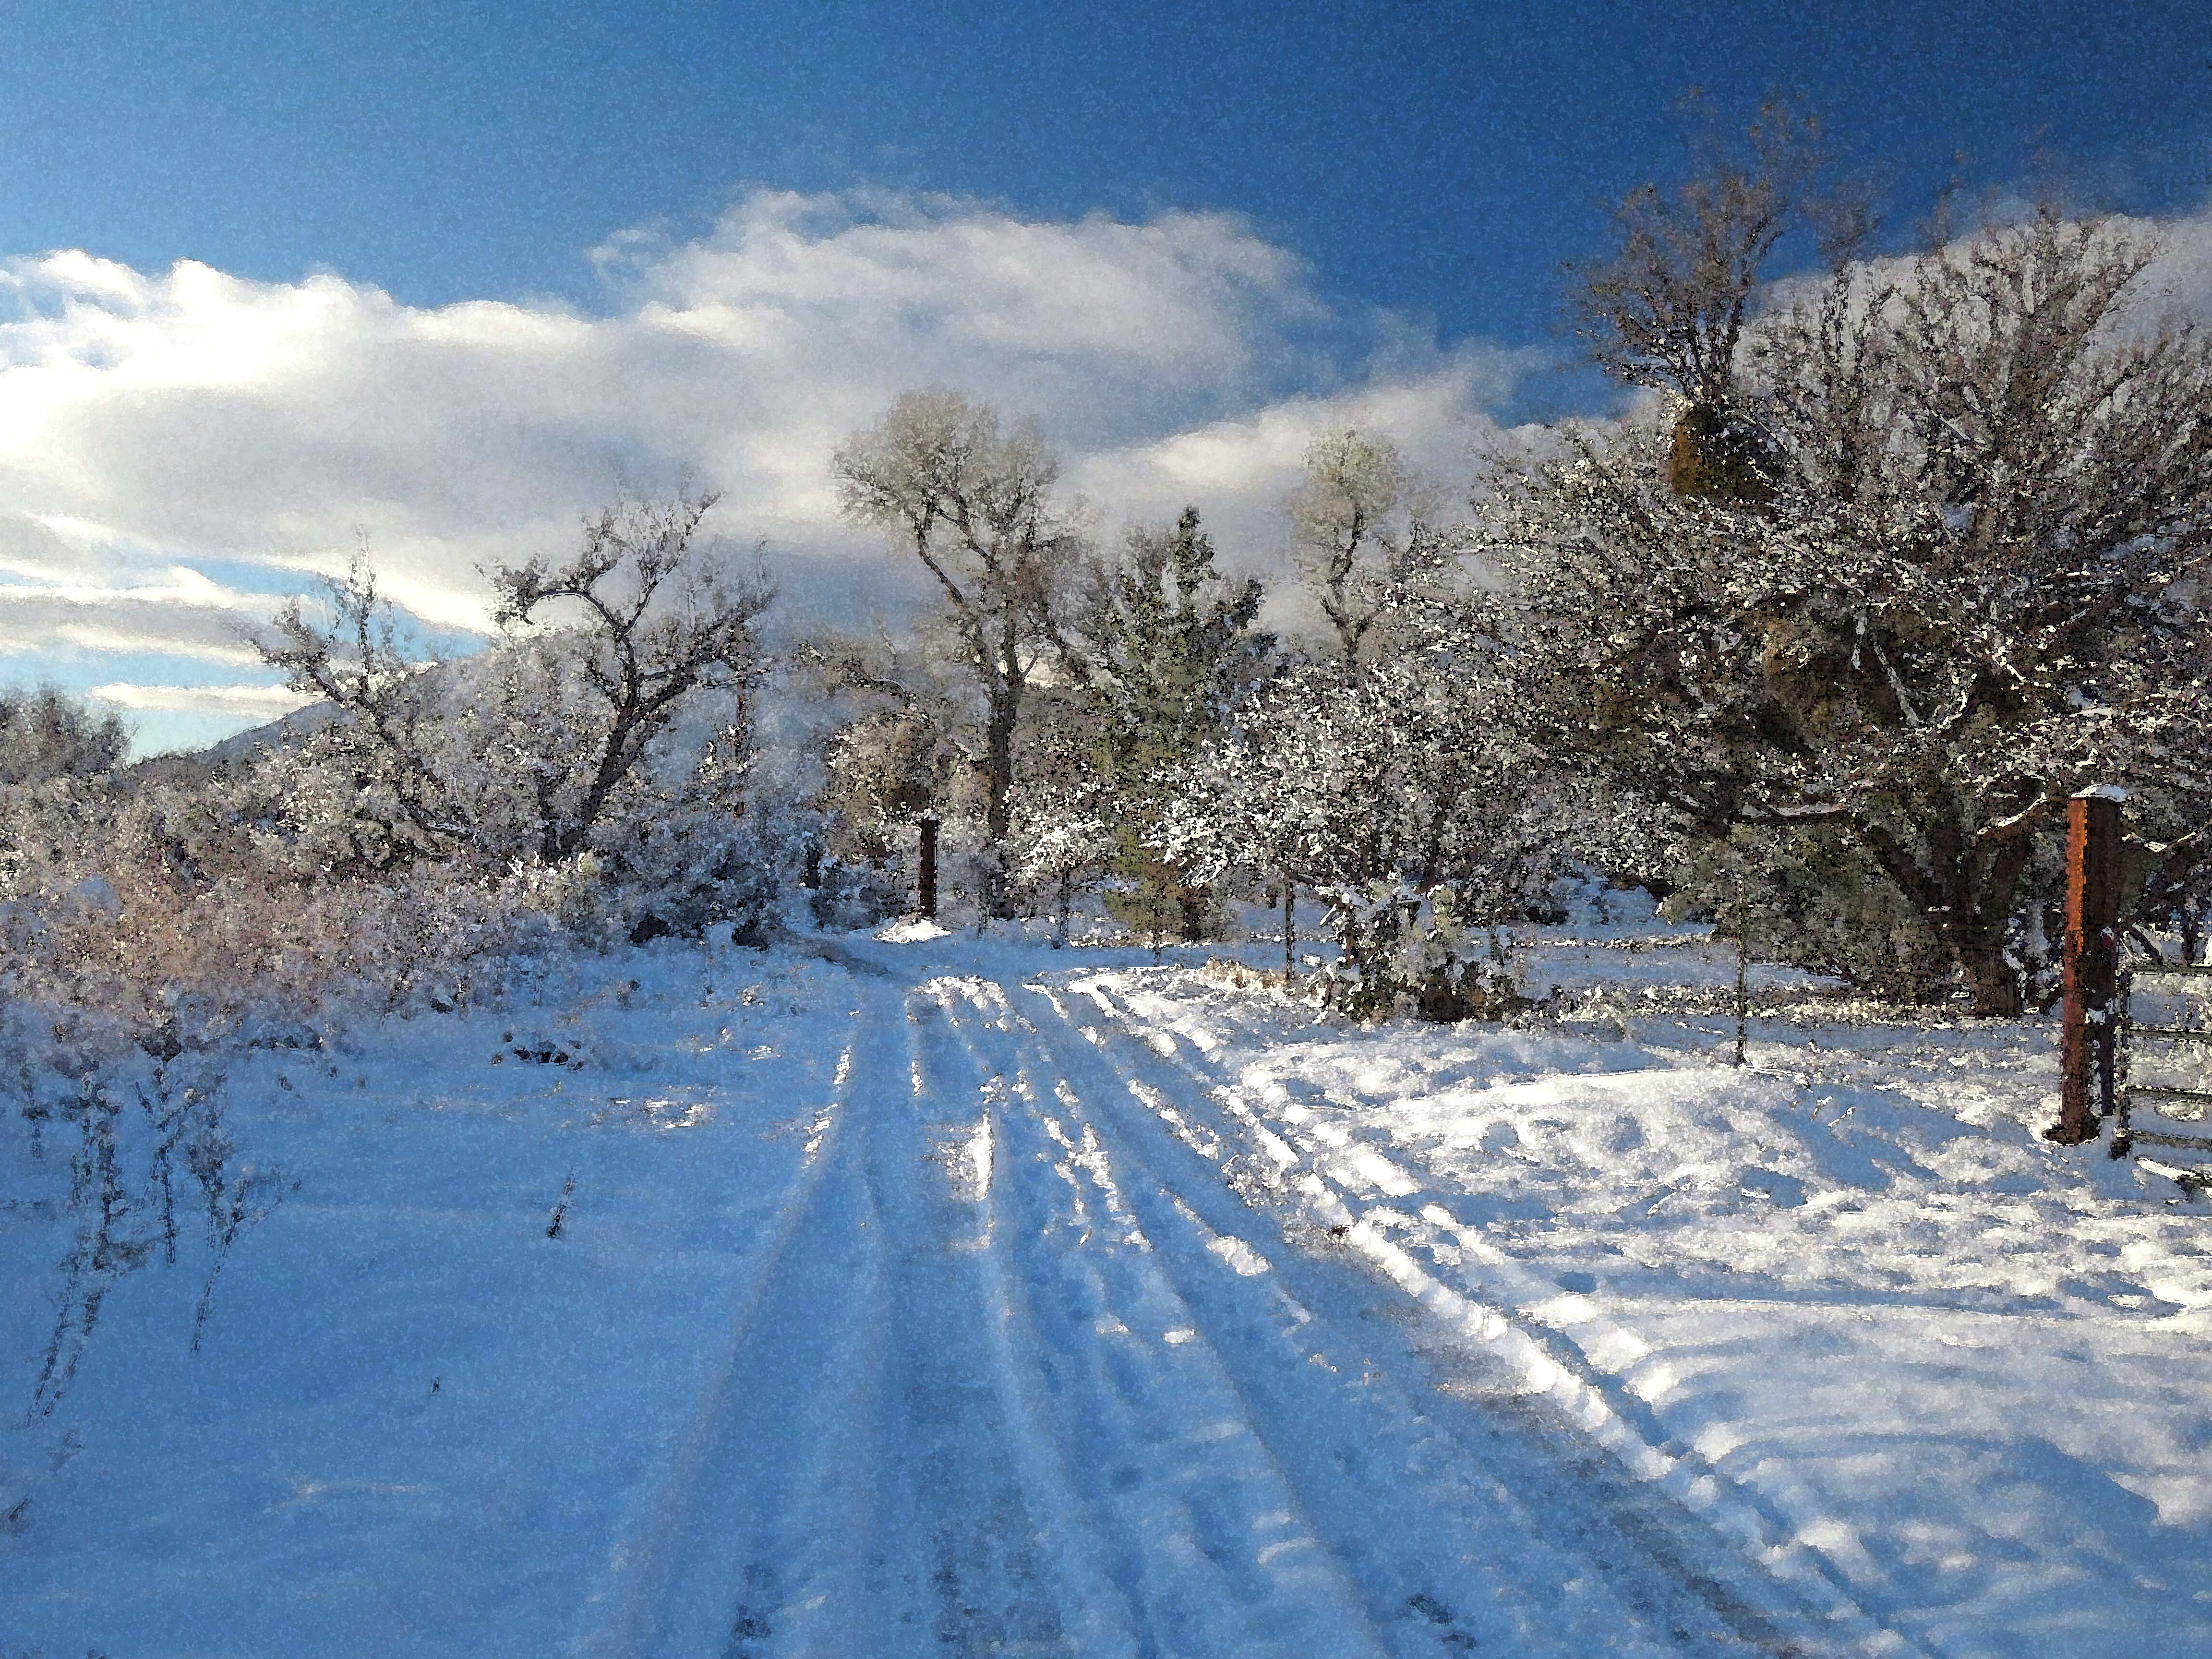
[0, 189, 1525, 752]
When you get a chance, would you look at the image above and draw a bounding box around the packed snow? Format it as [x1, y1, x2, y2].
[2, 914, 2208, 1657]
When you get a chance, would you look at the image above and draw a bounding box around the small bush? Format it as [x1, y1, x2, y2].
[1317, 882, 1528, 1022]
[2, 1006, 280, 1415]
[604, 809, 781, 946]
[808, 854, 908, 932]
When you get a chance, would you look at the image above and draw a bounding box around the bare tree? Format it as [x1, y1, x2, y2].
[1571, 104, 1819, 395]
[1287, 428, 1431, 666]
[833, 390, 1086, 910]
[487, 493, 772, 862]
[1567, 97, 1852, 502]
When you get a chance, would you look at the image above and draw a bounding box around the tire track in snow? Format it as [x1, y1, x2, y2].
[840, 977, 1095, 1657]
[572, 979, 897, 1659]
[895, 981, 1148, 1659]
[571, 950, 1911, 1657]
[993, 979, 1756, 1657]
[1036, 973, 1908, 1658]
[999, 985, 1682, 1656]
[924, 975, 1395, 1659]
[604, 971, 1107, 1659]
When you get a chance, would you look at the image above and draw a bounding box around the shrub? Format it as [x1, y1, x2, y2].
[808, 853, 908, 932]
[1317, 882, 1527, 1022]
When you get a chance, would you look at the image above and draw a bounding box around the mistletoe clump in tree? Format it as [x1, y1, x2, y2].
[1493, 178, 2212, 1013]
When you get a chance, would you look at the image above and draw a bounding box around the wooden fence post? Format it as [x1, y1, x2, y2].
[917, 813, 939, 920]
[2051, 789, 2124, 1144]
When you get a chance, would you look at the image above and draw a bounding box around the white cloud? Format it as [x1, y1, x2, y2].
[0, 189, 1490, 607]
[0, 566, 278, 664]
[0, 187, 1535, 748]
[604, 189, 1322, 429]
[87, 681, 319, 717]
[1073, 348, 1531, 557]
[2129, 203, 2212, 329]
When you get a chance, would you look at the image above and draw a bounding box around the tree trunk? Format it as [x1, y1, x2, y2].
[1954, 932, 2022, 1017]
[1415, 786, 1467, 893]
[560, 694, 645, 861]
[1732, 896, 1750, 1066]
[918, 814, 939, 919]
[1949, 823, 2040, 1017]
[980, 681, 1020, 918]
[1854, 809, 2032, 1017]
[982, 689, 1017, 848]
[1176, 881, 1207, 944]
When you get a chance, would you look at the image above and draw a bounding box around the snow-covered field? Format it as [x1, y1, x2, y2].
[3, 918, 2208, 1657]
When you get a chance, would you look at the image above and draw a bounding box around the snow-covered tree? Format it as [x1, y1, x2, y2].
[484, 493, 772, 866]
[1490, 210, 2212, 1013]
[833, 392, 1088, 912]
[1164, 540, 1556, 1012]
[1287, 428, 1438, 666]
[259, 556, 464, 865]
[1008, 768, 1116, 945]
[1070, 507, 1270, 940]
[260, 498, 779, 938]
[793, 635, 970, 925]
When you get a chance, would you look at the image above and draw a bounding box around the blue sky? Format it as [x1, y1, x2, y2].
[1, 0, 2208, 752]
[9, 1, 2204, 350]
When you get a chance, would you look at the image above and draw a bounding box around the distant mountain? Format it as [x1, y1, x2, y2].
[197, 697, 344, 767]
[110, 697, 344, 789]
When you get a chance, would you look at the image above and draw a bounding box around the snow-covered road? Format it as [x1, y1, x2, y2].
[6, 926, 2206, 1657]
[573, 947, 1869, 1659]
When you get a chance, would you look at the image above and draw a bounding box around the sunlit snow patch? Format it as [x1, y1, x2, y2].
[644, 1097, 714, 1130]
[877, 917, 951, 942]
[962, 1111, 994, 1201]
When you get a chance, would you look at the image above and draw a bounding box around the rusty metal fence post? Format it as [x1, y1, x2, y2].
[2050, 789, 2124, 1144]
[917, 813, 939, 920]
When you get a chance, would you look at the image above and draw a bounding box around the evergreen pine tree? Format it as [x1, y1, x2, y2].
[1078, 508, 1270, 940]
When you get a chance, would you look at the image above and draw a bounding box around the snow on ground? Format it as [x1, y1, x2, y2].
[1087, 933, 2212, 1658]
[0, 917, 2206, 1657]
